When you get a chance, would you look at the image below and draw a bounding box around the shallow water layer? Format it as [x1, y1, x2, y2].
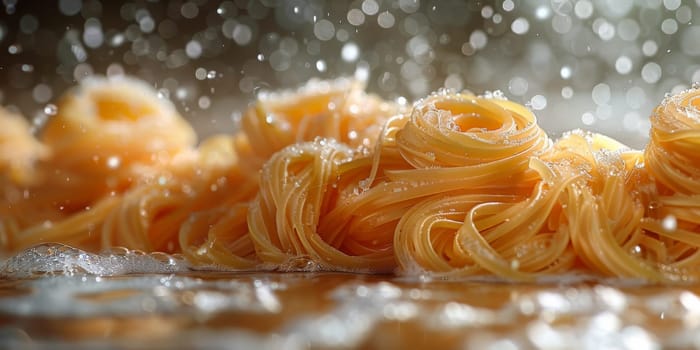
[1, 246, 700, 349]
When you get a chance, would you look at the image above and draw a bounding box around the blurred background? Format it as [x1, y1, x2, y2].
[0, 0, 698, 148]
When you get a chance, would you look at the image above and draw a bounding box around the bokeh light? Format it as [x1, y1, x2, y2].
[0, 0, 698, 148]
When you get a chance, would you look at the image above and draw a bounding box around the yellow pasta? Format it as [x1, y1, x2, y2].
[234, 78, 401, 177]
[0, 108, 50, 247]
[179, 203, 256, 269]
[393, 92, 558, 278]
[0, 108, 48, 186]
[3, 76, 700, 282]
[641, 88, 700, 281]
[247, 138, 395, 271]
[42, 76, 196, 193]
[10, 134, 257, 259]
[1, 76, 198, 251]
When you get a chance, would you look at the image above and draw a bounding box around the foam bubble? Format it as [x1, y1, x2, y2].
[0, 243, 190, 278]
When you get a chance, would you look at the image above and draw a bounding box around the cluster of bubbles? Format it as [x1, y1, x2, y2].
[0, 0, 699, 146]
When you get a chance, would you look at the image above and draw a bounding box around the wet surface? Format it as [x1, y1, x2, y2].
[0, 245, 698, 349]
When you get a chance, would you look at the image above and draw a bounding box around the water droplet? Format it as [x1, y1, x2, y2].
[32, 84, 52, 103]
[615, 56, 633, 74]
[560, 66, 572, 79]
[574, 0, 593, 19]
[662, 215, 677, 232]
[232, 24, 252, 45]
[313, 19, 335, 41]
[641, 62, 662, 84]
[195, 67, 207, 80]
[502, 0, 515, 12]
[534, 5, 551, 19]
[469, 30, 488, 50]
[198, 96, 211, 109]
[185, 40, 202, 59]
[581, 112, 595, 125]
[59, 0, 82, 16]
[592, 83, 611, 105]
[511, 17, 529, 35]
[508, 76, 528, 96]
[663, 0, 681, 11]
[481, 6, 494, 18]
[642, 40, 658, 57]
[530, 95, 547, 110]
[661, 18, 678, 35]
[8, 44, 20, 54]
[618, 19, 640, 41]
[341, 42, 360, 62]
[492, 13, 503, 24]
[44, 104, 57, 115]
[315, 59, 326, 72]
[561, 86, 574, 99]
[180, 2, 199, 19]
[377, 11, 395, 29]
[354, 61, 370, 82]
[362, 0, 379, 15]
[347, 9, 365, 26]
[597, 21, 616, 41]
[106, 156, 121, 169]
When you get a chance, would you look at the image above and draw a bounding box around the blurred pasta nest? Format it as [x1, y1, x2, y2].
[2, 75, 700, 282]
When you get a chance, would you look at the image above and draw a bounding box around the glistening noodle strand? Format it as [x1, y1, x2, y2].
[3, 76, 700, 282]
